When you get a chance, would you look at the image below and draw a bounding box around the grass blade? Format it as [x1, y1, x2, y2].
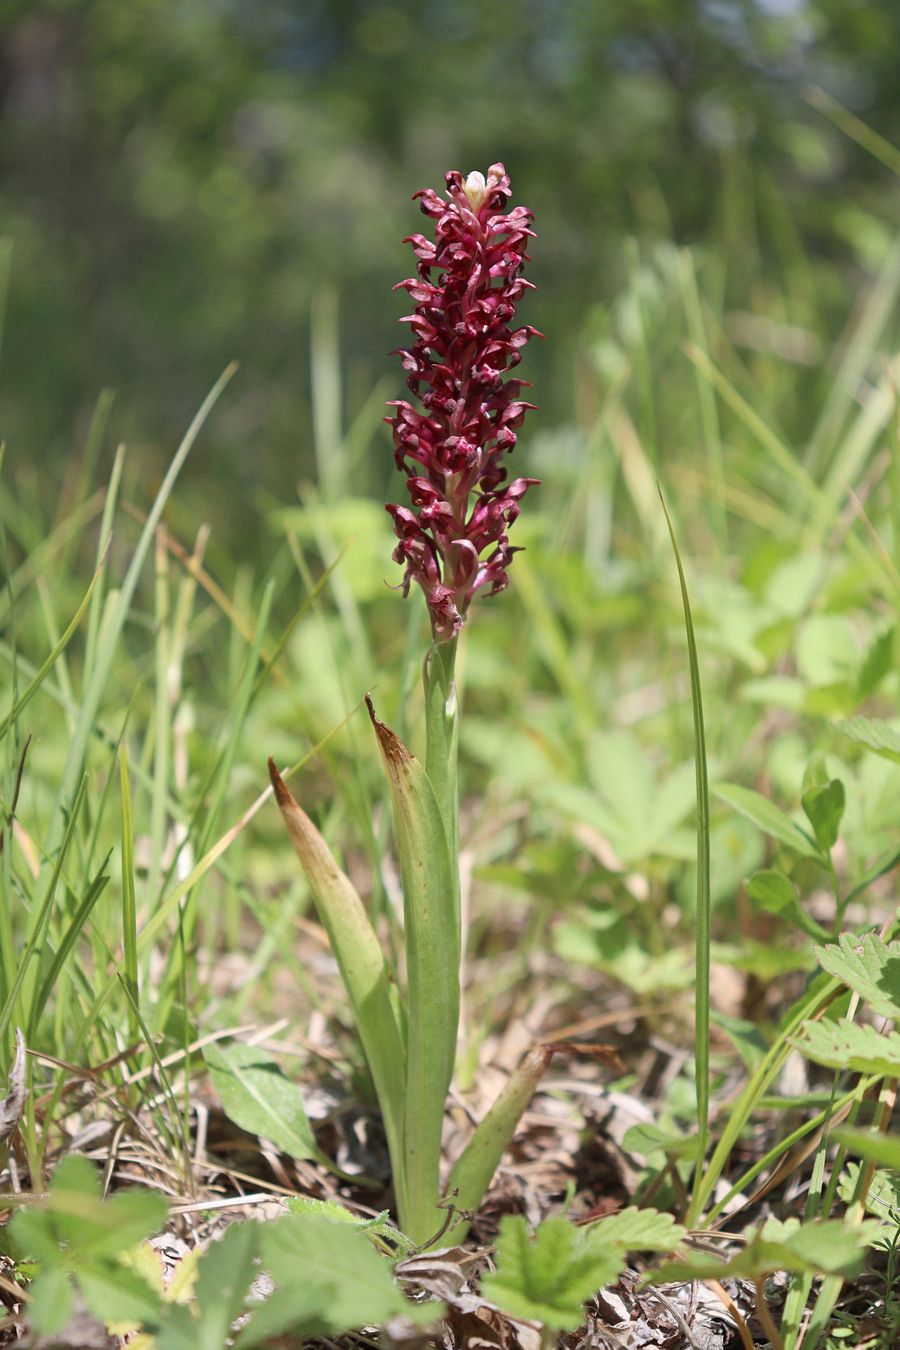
[659, 488, 711, 1229]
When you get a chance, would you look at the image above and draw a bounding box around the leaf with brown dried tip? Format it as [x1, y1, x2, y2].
[267, 759, 407, 1220]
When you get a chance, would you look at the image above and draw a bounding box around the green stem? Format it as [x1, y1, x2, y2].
[424, 637, 461, 934]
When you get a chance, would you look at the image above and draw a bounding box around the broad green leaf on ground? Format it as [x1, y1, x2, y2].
[789, 1018, 900, 1076]
[813, 932, 900, 1019]
[648, 1217, 877, 1282]
[233, 1212, 434, 1346]
[203, 1042, 325, 1164]
[837, 717, 900, 763]
[800, 778, 845, 852]
[588, 1207, 686, 1253]
[713, 782, 819, 856]
[480, 1216, 624, 1331]
[746, 870, 830, 941]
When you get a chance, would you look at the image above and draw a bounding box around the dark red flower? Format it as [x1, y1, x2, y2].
[386, 164, 541, 641]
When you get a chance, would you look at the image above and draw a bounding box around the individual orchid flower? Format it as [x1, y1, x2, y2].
[386, 163, 541, 642]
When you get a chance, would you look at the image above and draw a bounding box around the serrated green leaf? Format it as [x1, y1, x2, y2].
[838, 1162, 900, 1223]
[481, 1216, 623, 1331]
[190, 1221, 259, 1350]
[801, 779, 845, 852]
[285, 1195, 369, 1225]
[77, 1262, 165, 1326]
[204, 1042, 325, 1164]
[60, 1192, 166, 1261]
[857, 629, 894, 701]
[27, 1266, 73, 1334]
[790, 1018, 900, 1075]
[713, 782, 819, 856]
[814, 932, 900, 1019]
[746, 870, 830, 942]
[837, 716, 900, 763]
[50, 1155, 100, 1196]
[233, 1213, 431, 1347]
[588, 1207, 686, 1253]
[648, 1218, 875, 1282]
[10, 1208, 71, 1265]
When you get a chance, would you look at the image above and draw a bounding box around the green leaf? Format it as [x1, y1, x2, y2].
[710, 1011, 770, 1071]
[622, 1123, 697, 1159]
[746, 869, 830, 941]
[790, 1018, 900, 1075]
[481, 1216, 623, 1331]
[814, 932, 900, 1019]
[189, 1221, 259, 1350]
[833, 1127, 900, 1172]
[233, 1213, 430, 1347]
[445, 1046, 553, 1245]
[838, 1162, 900, 1223]
[267, 762, 407, 1219]
[11, 1157, 166, 1265]
[649, 1217, 876, 1281]
[588, 1207, 686, 1253]
[845, 840, 900, 905]
[27, 1266, 73, 1335]
[801, 778, 845, 852]
[857, 628, 894, 701]
[204, 1041, 325, 1164]
[77, 1262, 165, 1326]
[285, 1195, 371, 1226]
[367, 696, 459, 1246]
[837, 716, 900, 763]
[713, 782, 819, 856]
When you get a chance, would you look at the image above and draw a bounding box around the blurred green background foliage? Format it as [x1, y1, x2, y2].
[2, 0, 899, 557]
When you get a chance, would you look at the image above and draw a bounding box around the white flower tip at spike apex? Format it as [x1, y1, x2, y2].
[462, 170, 487, 208]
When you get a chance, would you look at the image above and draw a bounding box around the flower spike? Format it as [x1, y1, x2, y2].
[386, 162, 541, 641]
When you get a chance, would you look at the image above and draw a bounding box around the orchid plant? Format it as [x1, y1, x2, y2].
[270, 164, 546, 1248]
